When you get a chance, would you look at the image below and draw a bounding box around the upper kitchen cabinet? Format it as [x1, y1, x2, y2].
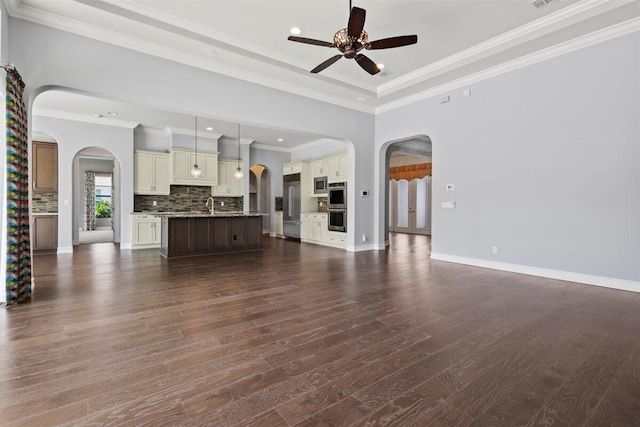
[328, 152, 348, 183]
[32, 141, 58, 193]
[212, 159, 243, 197]
[134, 150, 170, 195]
[169, 148, 218, 186]
[311, 158, 329, 180]
[282, 162, 303, 175]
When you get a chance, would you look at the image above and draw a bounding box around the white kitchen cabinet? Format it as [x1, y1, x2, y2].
[282, 162, 302, 175]
[169, 148, 218, 186]
[132, 214, 161, 247]
[301, 213, 329, 245]
[327, 230, 347, 248]
[213, 159, 243, 197]
[274, 211, 283, 236]
[134, 150, 170, 195]
[311, 158, 329, 179]
[328, 152, 348, 183]
[313, 214, 328, 242]
[301, 214, 314, 240]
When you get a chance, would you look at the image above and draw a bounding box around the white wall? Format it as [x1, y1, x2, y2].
[170, 133, 218, 152]
[376, 31, 640, 285]
[31, 115, 134, 251]
[133, 129, 169, 152]
[290, 139, 346, 161]
[10, 18, 374, 250]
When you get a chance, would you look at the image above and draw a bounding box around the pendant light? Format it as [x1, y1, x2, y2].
[190, 116, 202, 178]
[234, 123, 244, 179]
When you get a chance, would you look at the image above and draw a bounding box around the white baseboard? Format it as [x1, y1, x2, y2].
[430, 253, 640, 293]
[57, 247, 73, 254]
[120, 243, 133, 250]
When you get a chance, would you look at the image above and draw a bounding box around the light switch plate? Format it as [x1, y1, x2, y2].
[442, 201, 456, 209]
[463, 89, 471, 97]
[446, 184, 455, 191]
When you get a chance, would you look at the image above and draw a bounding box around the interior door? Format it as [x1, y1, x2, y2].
[389, 177, 431, 235]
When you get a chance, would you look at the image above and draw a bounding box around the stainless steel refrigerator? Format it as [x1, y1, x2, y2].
[283, 173, 301, 239]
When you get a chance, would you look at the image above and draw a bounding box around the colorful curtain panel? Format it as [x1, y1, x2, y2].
[5, 69, 31, 305]
[83, 171, 96, 231]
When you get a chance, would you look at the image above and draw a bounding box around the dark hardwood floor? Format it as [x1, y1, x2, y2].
[1, 234, 639, 426]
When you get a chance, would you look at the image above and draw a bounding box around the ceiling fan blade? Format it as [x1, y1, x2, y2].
[288, 36, 334, 48]
[368, 35, 418, 50]
[311, 55, 343, 73]
[347, 6, 366, 38]
[355, 54, 380, 75]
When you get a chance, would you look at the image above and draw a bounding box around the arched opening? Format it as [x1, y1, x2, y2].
[380, 136, 433, 248]
[72, 147, 121, 246]
[30, 132, 60, 252]
[250, 164, 272, 233]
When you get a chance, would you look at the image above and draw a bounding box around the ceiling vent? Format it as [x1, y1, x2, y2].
[530, 0, 559, 9]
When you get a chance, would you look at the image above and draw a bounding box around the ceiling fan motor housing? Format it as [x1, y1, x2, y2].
[334, 28, 368, 58]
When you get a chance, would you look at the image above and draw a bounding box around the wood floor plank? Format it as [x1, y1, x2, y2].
[526, 331, 637, 427]
[583, 337, 640, 426]
[2, 235, 636, 426]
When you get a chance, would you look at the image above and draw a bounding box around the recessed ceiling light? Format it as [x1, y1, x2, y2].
[377, 63, 385, 70]
[290, 27, 302, 35]
[277, 138, 284, 142]
[206, 127, 213, 131]
[107, 111, 118, 116]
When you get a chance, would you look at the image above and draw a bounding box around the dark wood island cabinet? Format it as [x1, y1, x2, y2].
[158, 213, 264, 258]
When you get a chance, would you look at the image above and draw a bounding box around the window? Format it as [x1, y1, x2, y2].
[95, 174, 112, 218]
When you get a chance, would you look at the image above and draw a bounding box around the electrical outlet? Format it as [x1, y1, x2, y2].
[492, 246, 498, 254]
[152, 201, 157, 206]
[221, 201, 224, 206]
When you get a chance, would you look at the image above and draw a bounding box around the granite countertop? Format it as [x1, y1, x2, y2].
[143, 211, 267, 218]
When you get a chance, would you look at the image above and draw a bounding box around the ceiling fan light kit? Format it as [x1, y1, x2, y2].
[288, 2, 417, 75]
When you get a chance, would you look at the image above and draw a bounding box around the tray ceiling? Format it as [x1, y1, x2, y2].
[6, 0, 639, 112]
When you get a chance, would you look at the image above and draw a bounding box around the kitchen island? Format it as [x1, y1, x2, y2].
[156, 212, 265, 258]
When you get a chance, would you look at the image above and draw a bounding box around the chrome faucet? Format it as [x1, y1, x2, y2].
[205, 197, 215, 214]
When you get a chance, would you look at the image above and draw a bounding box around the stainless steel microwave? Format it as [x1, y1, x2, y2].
[314, 176, 328, 194]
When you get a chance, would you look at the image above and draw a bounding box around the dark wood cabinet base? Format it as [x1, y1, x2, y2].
[160, 216, 263, 258]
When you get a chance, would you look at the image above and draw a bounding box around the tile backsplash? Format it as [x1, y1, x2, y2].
[135, 185, 243, 212]
[32, 192, 58, 213]
[317, 197, 328, 212]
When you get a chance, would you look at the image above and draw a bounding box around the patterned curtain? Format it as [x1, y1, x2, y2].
[83, 172, 96, 231]
[5, 69, 31, 305]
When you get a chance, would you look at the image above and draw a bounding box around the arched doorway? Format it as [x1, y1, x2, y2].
[250, 164, 272, 234]
[381, 136, 433, 246]
[72, 147, 121, 246]
[389, 152, 432, 235]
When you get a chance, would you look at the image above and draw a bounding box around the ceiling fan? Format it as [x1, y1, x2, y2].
[287, 1, 417, 75]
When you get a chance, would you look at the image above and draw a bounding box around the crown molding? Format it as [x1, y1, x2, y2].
[4, 0, 375, 114]
[377, 0, 630, 97]
[376, 16, 640, 114]
[250, 142, 293, 153]
[133, 125, 169, 136]
[85, 0, 376, 93]
[32, 107, 140, 128]
[8, 0, 636, 117]
[165, 126, 223, 140]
